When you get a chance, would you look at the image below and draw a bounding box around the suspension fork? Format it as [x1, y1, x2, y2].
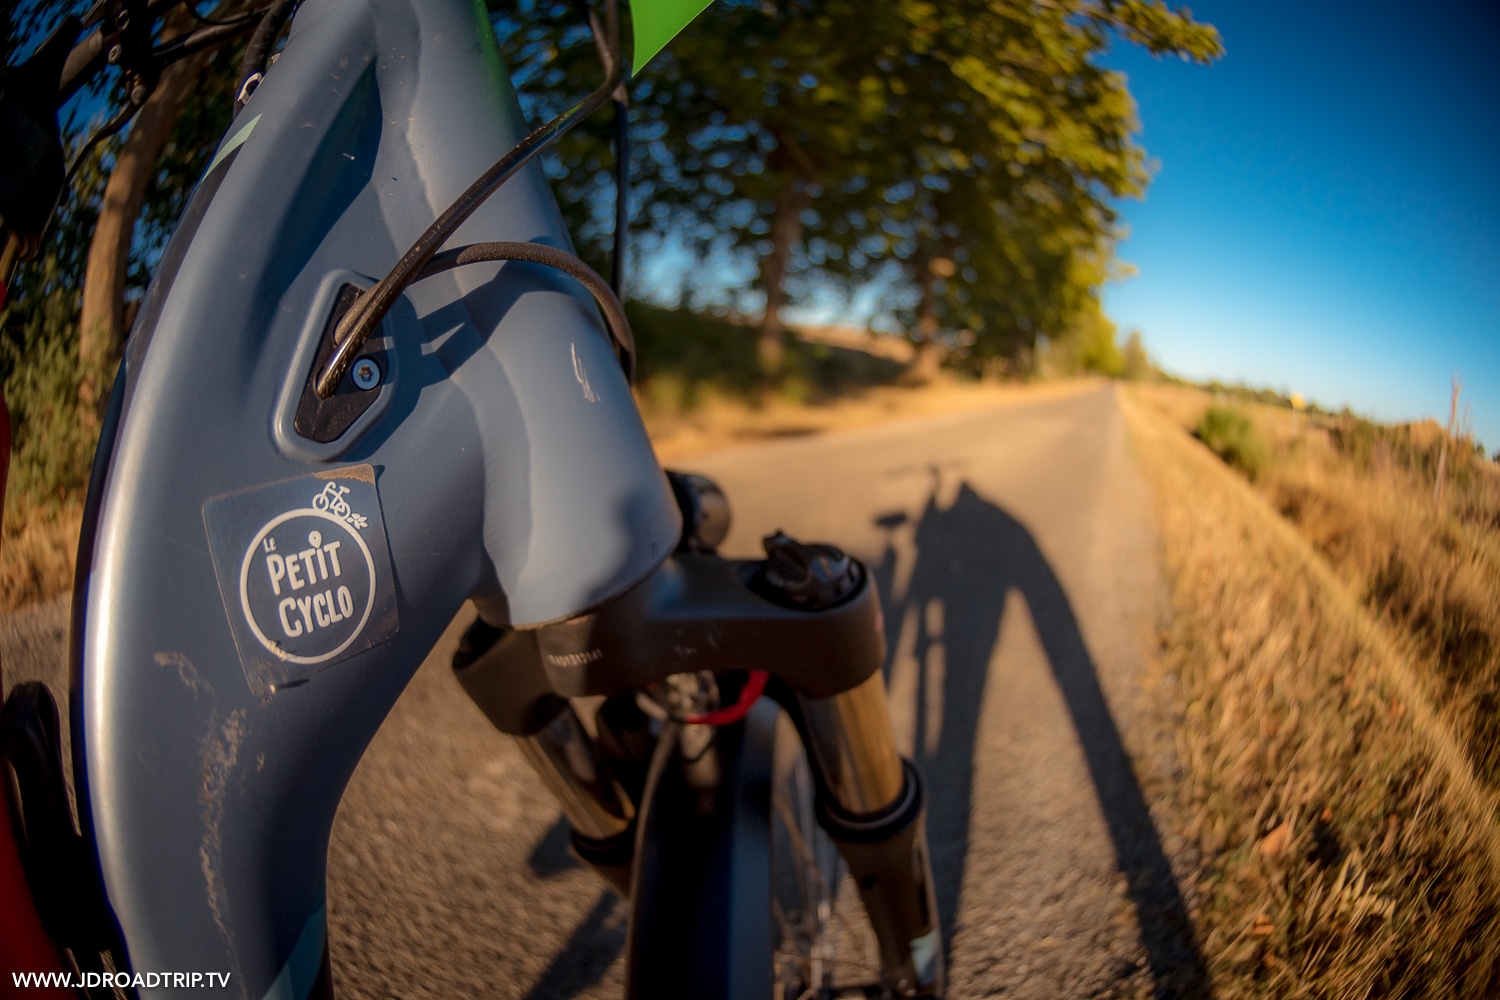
[795, 673, 942, 996]
[453, 481, 944, 997]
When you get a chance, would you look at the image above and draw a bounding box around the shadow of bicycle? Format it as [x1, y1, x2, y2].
[526, 473, 1208, 1000]
[869, 476, 1209, 1000]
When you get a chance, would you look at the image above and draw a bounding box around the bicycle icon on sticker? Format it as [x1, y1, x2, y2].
[203, 465, 398, 693]
[312, 481, 369, 530]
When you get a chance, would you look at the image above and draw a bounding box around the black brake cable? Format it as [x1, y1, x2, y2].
[149, 10, 265, 64]
[569, 0, 631, 298]
[233, 0, 297, 111]
[315, 0, 628, 398]
[413, 241, 634, 381]
[611, 98, 629, 298]
[59, 0, 270, 186]
[183, 0, 247, 28]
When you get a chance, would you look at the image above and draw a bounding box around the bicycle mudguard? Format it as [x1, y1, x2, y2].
[626, 703, 776, 1000]
[74, 0, 678, 996]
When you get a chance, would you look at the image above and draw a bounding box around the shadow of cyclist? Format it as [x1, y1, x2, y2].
[520, 887, 627, 1000]
[871, 475, 1210, 1000]
[518, 815, 628, 999]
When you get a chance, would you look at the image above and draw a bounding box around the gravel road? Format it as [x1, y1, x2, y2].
[1, 385, 1204, 999]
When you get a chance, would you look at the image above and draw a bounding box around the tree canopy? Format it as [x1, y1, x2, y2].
[0, 0, 1223, 482]
[499, 0, 1221, 375]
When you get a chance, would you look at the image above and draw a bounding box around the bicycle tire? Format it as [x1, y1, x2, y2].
[625, 704, 775, 999]
[625, 699, 885, 1000]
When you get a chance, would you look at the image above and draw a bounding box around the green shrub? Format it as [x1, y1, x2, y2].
[1195, 403, 1269, 481]
[627, 302, 904, 410]
[0, 287, 110, 522]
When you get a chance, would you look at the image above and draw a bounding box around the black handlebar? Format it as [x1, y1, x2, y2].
[0, 0, 273, 283]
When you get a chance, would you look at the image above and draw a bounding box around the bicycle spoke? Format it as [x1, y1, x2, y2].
[775, 790, 831, 897]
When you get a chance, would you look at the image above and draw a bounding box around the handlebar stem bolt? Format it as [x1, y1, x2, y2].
[351, 357, 381, 390]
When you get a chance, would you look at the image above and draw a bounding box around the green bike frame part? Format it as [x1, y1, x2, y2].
[631, 0, 715, 70]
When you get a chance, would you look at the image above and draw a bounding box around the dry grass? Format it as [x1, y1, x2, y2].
[1139, 384, 1500, 796]
[1122, 386, 1500, 998]
[0, 500, 80, 612]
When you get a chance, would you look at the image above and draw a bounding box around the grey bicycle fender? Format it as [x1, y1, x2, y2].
[73, 1, 679, 997]
[625, 704, 776, 1000]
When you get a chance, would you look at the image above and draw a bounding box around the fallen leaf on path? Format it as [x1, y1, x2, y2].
[1259, 820, 1293, 857]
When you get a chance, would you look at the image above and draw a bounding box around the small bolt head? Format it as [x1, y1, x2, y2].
[351, 358, 381, 390]
[107, 44, 122, 64]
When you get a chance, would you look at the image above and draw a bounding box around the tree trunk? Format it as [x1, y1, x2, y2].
[756, 179, 808, 381]
[78, 28, 209, 409]
[907, 258, 943, 385]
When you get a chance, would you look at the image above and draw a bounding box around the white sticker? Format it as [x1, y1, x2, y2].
[910, 928, 940, 986]
[238, 507, 375, 665]
[205, 466, 398, 693]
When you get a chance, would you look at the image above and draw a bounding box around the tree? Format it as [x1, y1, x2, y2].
[498, 0, 1222, 378]
[77, 3, 238, 407]
[1121, 328, 1152, 380]
[1, 0, 250, 510]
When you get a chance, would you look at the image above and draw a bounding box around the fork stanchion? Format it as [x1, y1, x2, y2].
[515, 709, 637, 897]
[797, 671, 906, 815]
[455, 508, 946, 992]
[800, 675, 945, 999]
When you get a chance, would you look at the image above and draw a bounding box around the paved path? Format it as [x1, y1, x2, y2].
[1, 385, 1202, 998]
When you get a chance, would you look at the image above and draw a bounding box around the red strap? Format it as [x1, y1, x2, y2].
[682, 670, 768, 726]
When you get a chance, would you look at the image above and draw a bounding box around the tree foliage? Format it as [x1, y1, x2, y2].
[497, 0, 1221, 372]
[1, 0, 1221, 461]
[1, 0, 247, 509]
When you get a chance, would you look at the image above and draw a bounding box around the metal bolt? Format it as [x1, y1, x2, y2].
[351, 358, 381, 390]
[107, 44, 122, 64]
[129, 84, 148, 106]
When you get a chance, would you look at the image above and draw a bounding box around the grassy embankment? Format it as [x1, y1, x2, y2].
[1122, 383, 1500, 997]
[0, 303, 1092, 609]
[632, 304, 1096, 461]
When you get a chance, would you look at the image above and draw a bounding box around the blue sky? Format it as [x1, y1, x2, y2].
[1100, 0, 1499, 449]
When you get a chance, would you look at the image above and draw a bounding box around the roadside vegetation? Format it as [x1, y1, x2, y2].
[1123, 383, 1500, 997]
[630, 302, 907, 412]
[1195, 403, 1270, 482]
[0, 306, 99, 607]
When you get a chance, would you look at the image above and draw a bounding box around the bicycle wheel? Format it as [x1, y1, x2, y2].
[770, 712, 881, 1000]
[628, 699, 886, 999]
[626, 706, 774, 999]
[771, 711, 836, 998]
